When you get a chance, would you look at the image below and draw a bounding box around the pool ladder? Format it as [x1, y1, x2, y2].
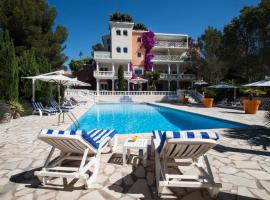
[58, 110, 80, 129]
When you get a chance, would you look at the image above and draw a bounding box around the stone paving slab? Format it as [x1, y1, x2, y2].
[0, 102, 270, 199]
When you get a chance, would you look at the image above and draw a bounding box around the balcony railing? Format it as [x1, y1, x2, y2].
[153, 55, 185, 62]
[94, 71, 115, 78]
[155, 41, 187, 48]
[94, 51, 111, 59]
[160, 73, 195, 80]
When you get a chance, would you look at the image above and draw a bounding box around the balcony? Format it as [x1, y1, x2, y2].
[94, 71, 115, 79]
[153, 55, 186, 62]
[154, 41, 187, 49]
[160, 73, 195, 80]
[94, 51, 111, 60]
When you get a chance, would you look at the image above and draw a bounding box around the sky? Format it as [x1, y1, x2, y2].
[48, 0, 260, 65]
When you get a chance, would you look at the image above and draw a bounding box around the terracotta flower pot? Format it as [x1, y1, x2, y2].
[203, 98, 214, 108]
[181, 97, 189, 104]
[243, 99, 261, 114]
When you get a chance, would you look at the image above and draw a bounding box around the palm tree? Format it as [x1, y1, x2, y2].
[79, 51, 83, 59]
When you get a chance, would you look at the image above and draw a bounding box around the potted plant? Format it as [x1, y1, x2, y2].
[181, 90, 189, 104]
[202, 88, 216, 108]
[242, 88, 266, 114]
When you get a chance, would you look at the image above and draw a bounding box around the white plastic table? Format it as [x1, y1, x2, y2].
[123, 138, 148, 167]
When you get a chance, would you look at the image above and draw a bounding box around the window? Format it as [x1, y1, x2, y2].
[137, 37, 141, 42]
[116, 47, 121, 53]
[123, 47, 128, 53]
[134, 67, 143, 75]
[116, 30, 121, 36]
[106, 39, 111, 44]
[137, 52, 142, 58]
[123, 30, 128, 36]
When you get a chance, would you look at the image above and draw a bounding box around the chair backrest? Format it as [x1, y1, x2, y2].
[158, 130, 219, 160]
[32, 102, 44, 110]
[50, 99, 59, 108]
[38, 129, 97, 154]
[163, 139, 217, 159]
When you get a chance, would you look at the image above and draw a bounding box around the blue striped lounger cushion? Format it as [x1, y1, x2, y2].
[81, 128, 117, 149]
[41, 129, 117, 150]
[153, 130, 220, 153]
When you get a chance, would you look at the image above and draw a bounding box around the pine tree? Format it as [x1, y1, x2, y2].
[0, 30, 19, 101]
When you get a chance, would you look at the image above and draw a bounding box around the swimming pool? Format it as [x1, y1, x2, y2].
[71, 103, 246, 134]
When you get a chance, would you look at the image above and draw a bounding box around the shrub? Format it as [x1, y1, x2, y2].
[133, 23, 148, 31]
[242, 88, 267, 97]
[7, 101, 25, 118]
[203, 88, 216, 98]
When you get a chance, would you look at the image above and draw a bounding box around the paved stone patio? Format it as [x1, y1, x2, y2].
[0, 103, 270, 199]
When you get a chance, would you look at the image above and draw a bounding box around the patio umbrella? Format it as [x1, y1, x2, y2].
[37, 74, 90, 105]
[22, 71, 90, 103]
[242, 77, 270, 87]
[208, 82, 238, 100]
[194, 80, 208, 85]
[130, 77, 148, 84]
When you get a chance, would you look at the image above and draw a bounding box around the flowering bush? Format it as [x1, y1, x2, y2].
[141, 31, 156, 71]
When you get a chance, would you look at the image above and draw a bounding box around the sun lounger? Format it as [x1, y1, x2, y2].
[34, 128, 118, 188]
[31, 102, 58, 116]
[49, 99, 76, 111]
[152, 130, 222, 197]
[70, 97, 87, 105]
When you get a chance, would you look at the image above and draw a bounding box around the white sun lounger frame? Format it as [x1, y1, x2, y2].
[34, 132, 118, 188]
[154, 138, 222, 197]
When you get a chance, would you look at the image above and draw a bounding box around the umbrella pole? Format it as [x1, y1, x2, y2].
[234, 88, 236, 101]
[58, 84, 61, 107]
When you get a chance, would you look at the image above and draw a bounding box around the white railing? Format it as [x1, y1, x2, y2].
[155, 40, 187, 48]
[153, 55, 185, 62]
[66, 89, 176, 96]
[97, 91, 176, 96]
[160, 73, 195, 80]
[94, 71, 115, 78]
[189, 89, 204, 102]
[94, 51, 111, 59]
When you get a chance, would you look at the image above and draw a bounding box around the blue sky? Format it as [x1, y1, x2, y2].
[48, 0, 260, 65]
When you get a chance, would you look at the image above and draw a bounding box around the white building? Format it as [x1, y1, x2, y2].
[93, 20, 194, 92]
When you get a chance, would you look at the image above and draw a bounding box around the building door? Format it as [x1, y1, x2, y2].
[100, 82, 108, 91]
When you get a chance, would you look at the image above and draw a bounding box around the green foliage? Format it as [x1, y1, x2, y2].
[7, 100, 24, 114]
[0, 30, 19, 101]
[241, 88, 267, 97]
[203, 88, 217, 98]
[110, 12, 133, 22]
[0, 0, 68, 69]
[0, 0, 68, 102]
[145, 71, 160, 91]
[198, 27, 227, 83]
[69, 57, 93, 76]
[198, 0, 270, 84]
[133, 23, 148, 31]
[18, 50, 39, 98]
[118, 65, 124, 91]
[91, 43, 105, 57]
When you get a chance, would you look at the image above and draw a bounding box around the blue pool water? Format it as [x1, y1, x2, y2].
[71, 103, 246, 134]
